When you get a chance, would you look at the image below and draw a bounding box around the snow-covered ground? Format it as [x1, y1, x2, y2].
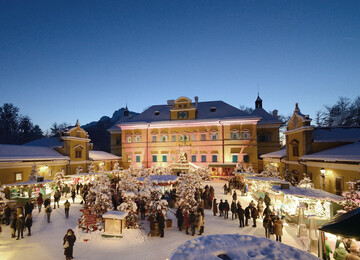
[0, 180, 318, 260]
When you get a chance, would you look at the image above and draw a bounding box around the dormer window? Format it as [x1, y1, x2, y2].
[210, 107, 216, 112]
[231, 129, 240, 140]
[154, 111, 160, 116]
[241, 129, 251, 140]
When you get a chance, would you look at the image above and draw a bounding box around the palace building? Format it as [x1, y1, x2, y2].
[0, 121, 120, 185]
[261, 103, 360, 194]
[108, 96, 282, 174]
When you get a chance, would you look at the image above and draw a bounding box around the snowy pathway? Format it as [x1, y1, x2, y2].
[0, 180, 311, 260]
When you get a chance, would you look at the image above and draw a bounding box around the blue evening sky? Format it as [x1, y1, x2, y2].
[1, 0, 359, 131]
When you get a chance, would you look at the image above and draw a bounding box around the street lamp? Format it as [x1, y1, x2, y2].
[320, 168, 325, 176]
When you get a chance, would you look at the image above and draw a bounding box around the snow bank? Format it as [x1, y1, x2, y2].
[170, 234, 319, 260]
[103, 211, 128, 220]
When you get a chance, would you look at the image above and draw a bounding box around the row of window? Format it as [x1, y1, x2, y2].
[126, 132, 251, 143]
[128, 154, 250, 163]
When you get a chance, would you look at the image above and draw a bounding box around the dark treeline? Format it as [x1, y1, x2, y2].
[0, 103, 43, 145]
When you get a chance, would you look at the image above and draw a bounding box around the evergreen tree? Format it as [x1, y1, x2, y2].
[341, 181, 360, 212]
[87, 174, 113, 217]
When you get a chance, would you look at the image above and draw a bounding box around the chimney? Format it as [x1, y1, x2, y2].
[167, 100, 175, 106]
[272, 109, 278, 118]
[124, 106, 129, 117]
[195, 96, 199, 108]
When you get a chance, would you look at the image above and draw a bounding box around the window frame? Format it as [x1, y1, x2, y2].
[201, 155, 207, 162]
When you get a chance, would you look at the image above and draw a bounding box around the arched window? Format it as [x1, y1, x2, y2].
[230, 129, 239, 140]
[290, 139, 299, 157]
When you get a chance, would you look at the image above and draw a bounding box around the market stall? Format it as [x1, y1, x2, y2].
[2, 179, 54, 205]
[136, 175, 179, 194]
[64, 172, 100, 186]
[271, 185, 343, 225]
[245, 176, 289, 201]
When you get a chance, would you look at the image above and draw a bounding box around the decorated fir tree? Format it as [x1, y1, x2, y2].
[118, 192, 138, 228]
[297, 173, 314, 188]
[88, 162, 95, 173]
[261, 164, 281, 179]
[341, 181, 360, 212]
[87, 174, 113, 217]
[54, 169, 65, 189]
[146, 180, 168, 222]
[76, 165, 83, 174]
[28, 163, 38, 181]
[176, 173, 202, 212]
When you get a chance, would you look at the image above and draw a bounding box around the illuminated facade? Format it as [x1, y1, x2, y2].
[0, 121, 120, 185]
[109, 96, 282, 174]
[261, 103, 360, 194]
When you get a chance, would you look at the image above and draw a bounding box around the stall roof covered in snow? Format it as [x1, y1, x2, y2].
[137, 175, 178, 183]
[170, 234, 319, 260]
[300, 142, 360, 163]
[247, 176, 289, 184]
[0, 144, 69, 162]
[89, 150, 121, 161]
[313, 127, 360, 143]
[271, 185, 343, 202]
[102, 211, 128, 220]
[66, 172, 99, 177]
[3, 179, 53, 187]
[261, 147, 286, 158]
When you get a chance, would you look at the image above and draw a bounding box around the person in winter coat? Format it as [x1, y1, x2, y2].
[156, 210, 165, 238]
[45, 205, 52, 223]
[232, 191, 237, 201]
[223, 200, 230, 219]
[37, 194, 44, 213]
[25, 213, 32, 236]
[231, 201, 237, 220]
[140, 200, 146, 220]
[16, 214, 25, 240]
[189, 210, 197, 236]
[263, 214, 272, 239]
[63, 229, 76, 260]
[218, 199, 224, 217]
[54, 190, 61, 208]
[176, 207, 184, 231]
[245, 206, 251, 226]
[213, 199, 218, 216]
[223, 184, 228, 195]
[257, 201, 264, 219]
[324, 236, 333, 260]
[24, 201, 34, 216]
[4, 205, 12, 225]
[333, 243, 348, 260]
[71, 189, 76, 203]
[44, 198, 51, 209]
[10, 213, 17, 238]
[184, 210, 190, 234]
[197, 210, 205, 235]
[251, 206, 258, 227]
[236, 203, 245, 228]
[273, 217, 283, 242]
[345, 243, 360, 260]
[64, 200, 70, 218]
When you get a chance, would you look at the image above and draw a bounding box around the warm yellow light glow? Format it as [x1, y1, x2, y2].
[320, 168, 326, 174]
[40, 166, 48, 171]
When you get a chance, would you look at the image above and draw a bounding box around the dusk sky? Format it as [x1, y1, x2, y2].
[1, 0, 359, 131]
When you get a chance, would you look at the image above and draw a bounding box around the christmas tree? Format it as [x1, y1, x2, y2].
[88, 162, 95, 173]
[341, 181, 360, 212]
[176, 172, 202, 212]
[54, 169, 65, 189]
[118, 192, 138, 228]
[28, 163, 38, 181]
[146, 180, 168, 222]
[297, 173, 314, 188]
[261, 164, 281, 179]
[284, 169, 298, 186]
[87, 174, 114, 217]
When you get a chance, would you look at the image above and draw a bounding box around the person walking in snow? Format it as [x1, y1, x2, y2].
[263, 214, 272, 239]
[224, 200, 230, 219]
[197, 210, 205, 235]
[64, 200, 70, 218]
[184, 210, 190, 234]
[16, 214, 25, 240]
[333, 243, 348, 260]
[71, 188, 76, 203]
[223, 184, 228, 195]
[10, 213, 17, 238]
[45, 205, 52, 223]
[245, 205, 251, 226]
[251, 206, 258, 227]
[273, 217, 283, 242]
[25, 213, 32, 236]
[156, 210, 165, 238]
[232, 191, 237, 201]
[213, 198, 218, 216]
[44, 197, 51, 209]
[237, 203, 245, 228]
[218, 199, 224, 217]
[176, 207, 184, 231]
[24, 201, 34, 216]
[37, 193, 43, 213]
[4, 204, 11, 225]
[257, 200, 264, 219]
[231, 201, 237, 220]
[189, 210, 197, 236]
[54, 189, 61, 209]
[63, 229, 76, 260]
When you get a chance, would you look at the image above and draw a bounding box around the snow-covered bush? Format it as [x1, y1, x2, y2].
[176, 173, 202, 211]
[341, 181, 360, 212]
[88, 162, 95, 173]
[118, 192, 138, 228]
[297, 173, 314, 188]
[260, 164, 281, 179]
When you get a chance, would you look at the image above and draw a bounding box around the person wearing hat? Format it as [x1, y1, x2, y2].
[345, 243, 360, 260]
[16, 214, 25, 240]
[333, 243, 348, 260]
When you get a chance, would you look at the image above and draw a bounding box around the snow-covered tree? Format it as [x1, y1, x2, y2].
[76, 165, 83, 174]
[245, 164, 255, 173]
[284, 169, 298, 186]
[28, 163, 38, 181]
[118, 192, 138, 228]
[341, 181, 360, 212]
[176, 173, 202, 211]
[146, 180, 168, 221]
[297, 173, 314, 188]
[88, 162, 95, 173]
[261, 164, 281, 179]
[113, 162, 120, 171]
[87, 174, 113, 217]
[53, 169, 65, 189]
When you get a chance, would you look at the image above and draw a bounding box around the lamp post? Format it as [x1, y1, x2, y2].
[320, 168, 325, 176]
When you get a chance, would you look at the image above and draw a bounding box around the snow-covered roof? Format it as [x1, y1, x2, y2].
[313, 127, 360, 143]
[89, 150, 121, 161]
[3, 179, 53, 187]
[23, 137, 63, 147]
[246, 176, 289, 184]
[170, 234, 319, 260]
[300, 142, 360, 163]
[261, 148, 286, 159]
[0, 144, 69, 162]
[251, 107, 283, 125]
[271, 185, 343, 202]
[102, 211, 128, 220]
[137, 175, 179, 183]
[66, 172, 99, 177]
